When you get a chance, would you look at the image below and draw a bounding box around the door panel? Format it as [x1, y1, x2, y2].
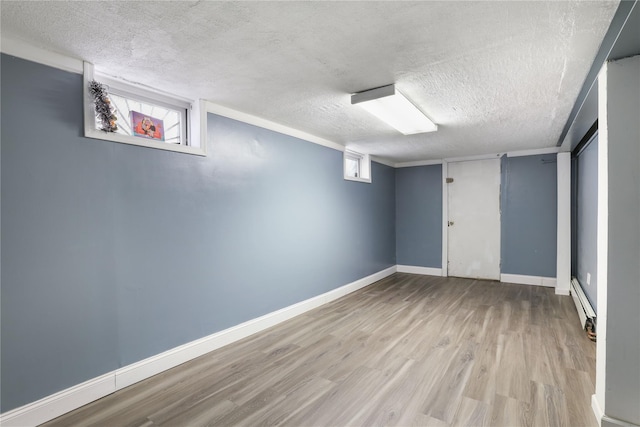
[447, 159, 501, 280]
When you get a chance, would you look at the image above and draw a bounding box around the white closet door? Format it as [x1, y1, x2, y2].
[447, 159, 501, 280]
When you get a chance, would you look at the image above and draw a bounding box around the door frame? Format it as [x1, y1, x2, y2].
[442, 160, 449, 277]
[441, 153, 505, 278]
[439, 151, 569, 291]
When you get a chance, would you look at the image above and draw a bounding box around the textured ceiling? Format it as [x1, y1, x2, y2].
[0, 1, 619, 163]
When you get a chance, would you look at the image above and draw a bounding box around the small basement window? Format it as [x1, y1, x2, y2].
[344, 150, 371, 183]
[105, 92, 186, 145]
[83, 62, 206, 156]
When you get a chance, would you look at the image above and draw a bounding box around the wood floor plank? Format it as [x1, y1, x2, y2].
[526, 380, 571, 427]
[412, 414, 448, 427]
[495, 331, 529, 402]
[425, 339, 478, 423]
[489, 394, 521, 427]
[450, 396, 490, 427]
[391, 346, 458, 426]
[242, 376, 336, 427]
[284, 365, 381, 426]
[314, 330, 373, 384]
[343, 357, 416, 426]
[206, 387, 284, 426]
[155, 399, 237, 427]
[43, 273, 597, 427]
[463, 335, 503, 403]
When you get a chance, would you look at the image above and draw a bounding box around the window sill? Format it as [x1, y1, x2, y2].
[84, 128, 207, 156]
[344, 175, 372, 184]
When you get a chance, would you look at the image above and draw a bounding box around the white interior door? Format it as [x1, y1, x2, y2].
[447, 159, 501, 280]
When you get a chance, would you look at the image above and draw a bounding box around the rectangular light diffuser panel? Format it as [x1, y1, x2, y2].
[351, 85, 437, 135]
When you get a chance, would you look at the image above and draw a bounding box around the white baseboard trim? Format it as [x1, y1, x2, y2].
[0, 372, 115, 427]
[592, 394, 640, 427]
[500, 273, 557, 288]
[0, 265, 396, 427]
[592, 394, 604, 427]
[115, 264, 397, 390]
[602, 417, 640, 427]
[397, 265, 443, 276]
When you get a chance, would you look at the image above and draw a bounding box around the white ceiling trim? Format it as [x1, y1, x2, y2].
[442, 153, 504, 164]
[395, 146, 564, 167]
[2, 39, 210, 111]
[398, 153, 504, 167]
[0, 35, 83, 74]
[370, 156, 396, 168]
[395, 159, 444, 168]
[204, 101, 345, 153]
[506, 147, 562, 158]
[95, 70, 196, 106]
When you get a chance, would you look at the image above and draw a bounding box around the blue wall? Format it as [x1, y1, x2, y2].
[575, 137, 598, 311]
[0, 55, 396, 412]
[395, 158, 557, 278]
[0, 53, 563, 414]
[501, 154, 558, 277]
[395, 165, 442, 268]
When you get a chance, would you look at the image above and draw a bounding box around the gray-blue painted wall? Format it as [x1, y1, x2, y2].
[1, 53, 563, 414]
[575, 137, 598, 311]
[395, 165, 442, 268]
[395, 159, 557, 277]
[0, 55, 396, 412]
[501, 154, 558, 277]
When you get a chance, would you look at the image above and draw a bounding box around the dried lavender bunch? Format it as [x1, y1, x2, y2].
[88, 80, 118, 132]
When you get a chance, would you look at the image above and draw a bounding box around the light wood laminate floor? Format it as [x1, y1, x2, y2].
[44, 273, 597, 426]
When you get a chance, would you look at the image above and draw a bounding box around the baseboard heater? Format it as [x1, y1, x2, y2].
[570, 277, 597, 341]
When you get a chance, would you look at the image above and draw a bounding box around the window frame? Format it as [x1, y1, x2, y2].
[344, 149, 372, 183]
[105, 85, 188, 146]
[83, 62, 206, 156]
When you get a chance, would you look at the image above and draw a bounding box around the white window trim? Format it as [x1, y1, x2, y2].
[83, 62, 207, 156]
[344, 149, 372, 183]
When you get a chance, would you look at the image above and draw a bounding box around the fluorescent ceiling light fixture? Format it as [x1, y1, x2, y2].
[351, 84, 437, 135]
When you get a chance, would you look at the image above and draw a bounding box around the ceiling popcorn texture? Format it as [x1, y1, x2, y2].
[0, 1, 619, 163]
